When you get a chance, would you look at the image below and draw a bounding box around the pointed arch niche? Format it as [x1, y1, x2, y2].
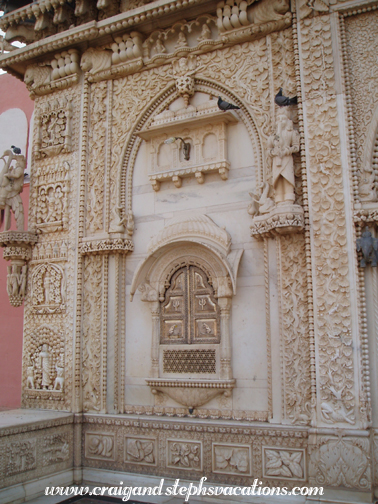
[130, 213, 243, 410]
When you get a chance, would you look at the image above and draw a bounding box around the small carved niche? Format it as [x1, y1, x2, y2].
[137, 99, 238, 191]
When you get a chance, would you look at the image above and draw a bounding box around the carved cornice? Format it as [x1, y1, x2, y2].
[0, 414, 73, 438]
[79, 237, 134, 255]
[83, 414, 309, 438]
[0, 231, 38, 247]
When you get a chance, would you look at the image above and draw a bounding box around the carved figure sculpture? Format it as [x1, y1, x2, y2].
[24, 63, 51, 89]
[27, 362, 35, 389]
[248, 0, 290, 24]
[38, 344, 52, 389]
[54, 363, 64, 391]
[356, 227, 378, 267]
[197, 23, 212, 42]
[249, 182, 275, 215]
[0, 149, 26, 231]
[359, 166, 377, 202]
[80, 47, 112, 74]
[268, 109, 300, 205]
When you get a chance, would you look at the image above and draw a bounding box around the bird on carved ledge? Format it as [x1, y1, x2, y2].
[11, 145, 21, 155]
[274, 88, 297, 107]
[217, 97, 240, 111]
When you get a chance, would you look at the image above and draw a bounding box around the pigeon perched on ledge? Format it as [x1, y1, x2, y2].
[218, 96, 240, 111]
[11, 145, 21, 155]
[274, 88, 297, 107]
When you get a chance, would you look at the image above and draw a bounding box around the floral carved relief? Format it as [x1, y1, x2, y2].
[82, 255, 103, 411]
[213, 444, 251, 476]
[86, 81, 108, 235]
[85, 433, 115, 461]
[263, 447, 305, 480]
[344, 11, 378, 204]
[278, 234, 311, 424]
[308, 436, 370, 490]
[125, 437, 156, 466]
[166, 440, 202, 471]
[299, 15, 360, 426]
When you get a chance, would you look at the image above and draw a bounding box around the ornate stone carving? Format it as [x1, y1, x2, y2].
[4, 439, 37, 476]
[308, 436, 370, 490]
[299, 0, 329, 20]
[263, 447, 305, 479]
[213, 444, 251, 475]
[217, 0, 290, 33]
[79, 237, 134, 255]
[0, 230, 37, 307]
[0, 149, 27, 231]
[124, 437, 156, 465]
[86, 81, 107, 234]
[82, 255, 103, 412]
[34, 161, 70, 233]
[31, 262, 66, 313]
[24, 50, 80, 97]
[131, 214, 242, 412]
[34, 98, 72, 158]
[138, 100, 237, 190]
[278, 234, 311, 424]
[42, 433, 70, 466]
[167, 440, 202, 471]
[250, 107, 304, 238]
[85, 433, 115, 460]
[81, 44, 143, 83]
[343, 11, 378, 207]
[299, 14, 360, 426]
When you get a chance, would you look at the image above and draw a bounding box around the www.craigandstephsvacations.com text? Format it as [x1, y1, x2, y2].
[45, 477, 324, 501]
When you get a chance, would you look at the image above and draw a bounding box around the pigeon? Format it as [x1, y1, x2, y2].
[274, 88, 297, 107]
[11, 145, 21, 154]
[218, 96, 240, 111]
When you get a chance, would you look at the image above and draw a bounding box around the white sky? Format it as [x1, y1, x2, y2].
[0, 10, 26, 75]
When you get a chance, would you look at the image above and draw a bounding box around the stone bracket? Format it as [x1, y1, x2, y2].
[250, 204, 304, 240]
[0, 230, 38, 307]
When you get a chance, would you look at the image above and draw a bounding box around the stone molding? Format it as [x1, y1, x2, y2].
[79, 237, 134, 255]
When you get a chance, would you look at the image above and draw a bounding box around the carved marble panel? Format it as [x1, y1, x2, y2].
[4, 439, 36, 477]
[212, 443, 251, 476]
[42, 433, 70, 466]
[262, 447, 305, 480]
[166, 439, 202, 471]
[124, 436, 156, 466]
[34, 98, 72, 158]
[85, 433, 115, 461]
[308, 436, 370, 490]
[31, 263, 66, 314]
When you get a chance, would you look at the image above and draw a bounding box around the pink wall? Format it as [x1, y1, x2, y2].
[0, 73, 34, 409]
